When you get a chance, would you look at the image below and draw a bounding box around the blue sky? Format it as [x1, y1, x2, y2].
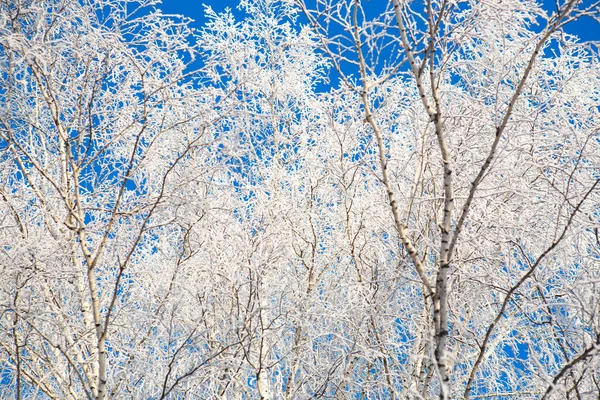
[160, 0, 598, 43]
[159, 0, 237, 25]
[156, 0, 598, 98]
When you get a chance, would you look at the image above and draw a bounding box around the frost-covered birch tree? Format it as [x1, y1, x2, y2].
[1, 0, 600, 399]
[0, 0, 226, 397]
[297, 0, 600, 398]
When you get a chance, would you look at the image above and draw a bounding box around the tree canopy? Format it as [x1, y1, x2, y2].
[0, 0, 599, 398]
